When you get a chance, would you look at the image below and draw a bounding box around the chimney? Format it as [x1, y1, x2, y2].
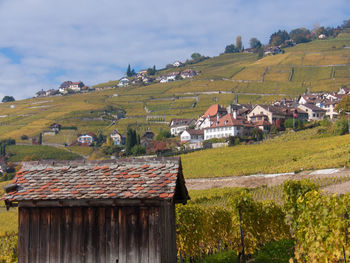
[217, 114, 219, 121]
[233, 110, 237, 119]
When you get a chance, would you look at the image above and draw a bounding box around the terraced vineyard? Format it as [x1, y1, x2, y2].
[0, 34, 350, 149]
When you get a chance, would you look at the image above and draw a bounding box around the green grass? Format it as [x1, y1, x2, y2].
[43, 129, 77, 145]
[182, 129, 350, 178]
[68, 146, 95, 156]
[6, 145, 81, 162]
[0, 181, 18, 235]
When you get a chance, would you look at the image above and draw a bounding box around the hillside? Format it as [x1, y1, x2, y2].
[181, 127, 350, 178]
[0, 34, 350, 148]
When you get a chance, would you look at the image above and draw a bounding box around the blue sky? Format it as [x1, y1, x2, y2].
[0, 0, 349, 100]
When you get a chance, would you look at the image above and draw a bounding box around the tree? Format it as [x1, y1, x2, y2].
[257, 47, 264, 59]
[335, 94, 350, 115]
[131, 145, 146, 156]
[236, 36, 242, 52]
[126, 64, 135, 77]
[191, 53, 202, 60]
[224, 44, 237, 53]
[269, 30, 290, 46]
[342, 19, 350, 29]
[252, 128, 264, 141]
[125, 128, 141, 155]
[2, 96, 15, 103]
[289, 28, 311, 44]
[333, 117, 349, 135]
[38, 133, 42, 145]
[147, 65, 156, 75]
[249, 38, 262, 49]
[95, 132, 106, 147]
[284, 118, 304, 130]
[156, 129, 171, 140]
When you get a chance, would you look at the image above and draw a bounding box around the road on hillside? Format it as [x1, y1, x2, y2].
[185, 167, 350, 190]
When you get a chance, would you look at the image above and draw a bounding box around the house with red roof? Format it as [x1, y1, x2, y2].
[196, 104, 227, 130]
[204, 113, 254, 140]
[247, 105, 287, 127]
[68, 81, 84, 92]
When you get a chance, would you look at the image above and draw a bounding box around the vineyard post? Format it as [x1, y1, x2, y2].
[238, 206, 246, 263]
[344, 212, 349, 263]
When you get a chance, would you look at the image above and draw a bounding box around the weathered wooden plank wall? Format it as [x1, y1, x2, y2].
[18, 203, 176, 263]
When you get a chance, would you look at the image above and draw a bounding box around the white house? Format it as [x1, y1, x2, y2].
[298, 94, 321, 105]
[110, 130, 125, 145]
[173, 61, 183, 67]
[69, 81, 84, 92]
[247, 105, 286, 125]
[180, 129, 204, 150]
[180, 130, 204, 143]
[338, 87, 350, 95]
[320, 100, 339, 119]
[59, 87, 68, 94]
[117, 77, 130, 87]
[204, 113, 254, 140]
[77, 134, 94, 145]
[166, 72, 180, 82]
[297, 104, 326, 121]
[180, 69, 197, 79]
[170, 118, 196, 136]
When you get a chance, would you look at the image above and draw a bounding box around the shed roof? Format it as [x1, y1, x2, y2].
[3, 158, 189, 207]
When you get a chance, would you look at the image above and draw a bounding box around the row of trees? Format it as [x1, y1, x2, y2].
[224, 19, 350, 56]
[2, 96, 15, 103]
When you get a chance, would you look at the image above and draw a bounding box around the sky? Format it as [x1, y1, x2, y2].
[0, 0, 349, 100]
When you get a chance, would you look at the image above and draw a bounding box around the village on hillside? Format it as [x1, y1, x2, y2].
[167, 86, 348, 150]
[30, 85, 348, 156]
[33, 62, 200, 98]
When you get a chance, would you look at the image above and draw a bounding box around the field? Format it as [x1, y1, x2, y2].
[182, 128, 350, 178]
[6, 145, 81, 162]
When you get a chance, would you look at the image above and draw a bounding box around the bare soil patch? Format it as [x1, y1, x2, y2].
[186, 167, 350, 190]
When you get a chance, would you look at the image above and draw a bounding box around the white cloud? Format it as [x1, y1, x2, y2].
[0, 0, 348, 99]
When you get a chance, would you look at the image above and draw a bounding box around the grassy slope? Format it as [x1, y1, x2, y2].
[0, 181, 17, 235]
[182, 128, 350, 178]
[6, 145, 81, 162]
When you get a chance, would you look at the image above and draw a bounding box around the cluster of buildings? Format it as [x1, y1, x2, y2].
[157, 69, 199, 83]
[36, 81, 93, 97]
[76, 129, 155, 148]
[171, 87, 350, 150]
[117, 67, 199, 87]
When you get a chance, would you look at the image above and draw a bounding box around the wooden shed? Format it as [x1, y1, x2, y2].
[4, 157, 189, 263]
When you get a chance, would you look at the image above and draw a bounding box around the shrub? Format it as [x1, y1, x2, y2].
[284, 118, 304, 130]
[253, 239, 294, 263]
[199, 250, 237, 263]
[131, 145, 146, 156]
[20, 135, 28, 140]
[156, 129, 171, 140]
[333, 117, 349, 135]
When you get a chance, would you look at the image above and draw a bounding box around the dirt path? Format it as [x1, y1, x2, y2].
[186, 167, 350, 190]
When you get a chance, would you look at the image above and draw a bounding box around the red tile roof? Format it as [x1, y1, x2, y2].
[202, 104, 227, 117]
[3, 158, 188, 205]
[206, 114, 253, 128]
